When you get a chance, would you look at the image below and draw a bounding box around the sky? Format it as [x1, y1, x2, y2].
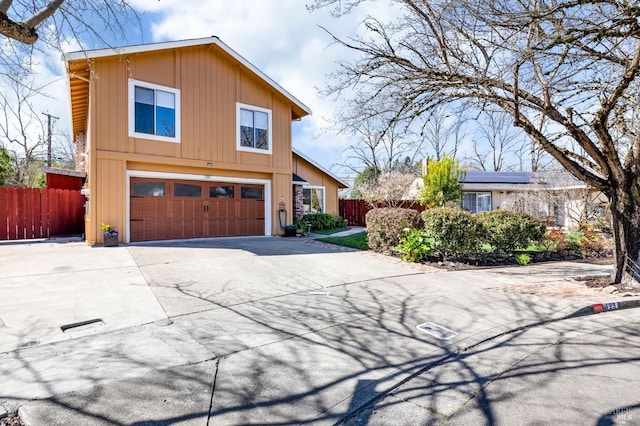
[9, 0, 407, 182]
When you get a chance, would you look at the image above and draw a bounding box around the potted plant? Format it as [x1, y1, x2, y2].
[101, 223, 119, 247]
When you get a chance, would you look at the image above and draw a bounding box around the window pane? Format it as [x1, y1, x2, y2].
[311, 188, 324, 213]
[462, 193, 476, 213]
[135, 102, 154, 134]
[302, 188, 311, 213]
[156, 106, 175, 137]
[254, 111, 268, 129]
[174, 183, 202, 197]
[240, 109, 253, 127]
[240, 126, 254, 147]
[241, 186, 263, 199]
[477, 193, 492, 212]
[133, 182, 165, 197]
[156, 90, 174, 108]
[210, 186, 234, 198]
[134, 86, 154, 104]
[255, 128, 268, 150]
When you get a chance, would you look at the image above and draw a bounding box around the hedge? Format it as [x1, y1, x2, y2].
[422, 207, 485, 257]
[476, 210, 546, 252]
[366, 208, 422, 254]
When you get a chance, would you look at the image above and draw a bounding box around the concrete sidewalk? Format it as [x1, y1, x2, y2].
[0, 240, 167, 353]
[1, 236, 629, 424]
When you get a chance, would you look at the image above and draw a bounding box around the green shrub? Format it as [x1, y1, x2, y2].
[476, 210, 546, 253]
[516, 253, 531, 265]
[564, 231, 586, 252]
[303, 213, 336, 230]
[334, 216, 347, 229]
[395, 228, 435, 263]
[366, 208, 422, 254]
[422, 207, 485, 257]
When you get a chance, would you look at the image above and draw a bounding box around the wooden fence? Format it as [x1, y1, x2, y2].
[0, 187, 85, 240]
[339, 199, 428, 227]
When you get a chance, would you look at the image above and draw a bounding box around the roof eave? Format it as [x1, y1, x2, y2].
[63, 36, 312, 118]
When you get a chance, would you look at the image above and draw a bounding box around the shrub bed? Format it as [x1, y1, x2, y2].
[303, 213, 337, 230]
[366, 208, 422, 254]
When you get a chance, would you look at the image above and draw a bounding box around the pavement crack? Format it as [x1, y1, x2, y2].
[443, 340, 557, 424]
[206, 358, 221, 426]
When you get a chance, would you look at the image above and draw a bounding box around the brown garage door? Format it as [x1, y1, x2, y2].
[130, 178, 265, 241]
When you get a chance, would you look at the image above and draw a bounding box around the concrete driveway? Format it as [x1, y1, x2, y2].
[1, 236, 637, 425]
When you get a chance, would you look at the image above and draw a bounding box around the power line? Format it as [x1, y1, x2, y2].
[42, 112, 59, 167]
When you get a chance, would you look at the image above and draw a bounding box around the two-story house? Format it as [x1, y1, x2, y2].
[64, 37, 347, 245]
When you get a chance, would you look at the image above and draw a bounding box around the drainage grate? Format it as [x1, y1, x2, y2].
[19, 340, 40, 349]
[61, 318, 104, 333]
[416, 322, 458, 340]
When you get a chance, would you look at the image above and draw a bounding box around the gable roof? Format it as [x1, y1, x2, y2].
[293, 148, 349, 188]
[64, 37, 312, 136]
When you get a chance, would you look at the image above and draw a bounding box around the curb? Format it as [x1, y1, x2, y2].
[568, 298, 640, 318]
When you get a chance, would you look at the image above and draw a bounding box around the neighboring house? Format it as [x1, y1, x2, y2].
[410, 170, 606, 228]
[64, 37, 347, 244]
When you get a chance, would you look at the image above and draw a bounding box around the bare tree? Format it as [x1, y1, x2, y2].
[312, 0, 640, 283]
[417, 106, 464, 160]
[360, 169, 416, 208]
[336, 101, 423, 176]
[0, 0, 140, 75]
[465, 110, 519, 171]
[502, 172, 609, 230]
[0, 77, 46, 186]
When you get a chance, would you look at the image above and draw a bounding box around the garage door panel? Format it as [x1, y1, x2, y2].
[130, 178, 265, 242]
[130, 220, 143, 241]
[130, 197, 144, 220]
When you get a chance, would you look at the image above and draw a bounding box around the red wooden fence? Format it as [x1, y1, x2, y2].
[339, 199, 428, 227]
[0, 187, 85, 240]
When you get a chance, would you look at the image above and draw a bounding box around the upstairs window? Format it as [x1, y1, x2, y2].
[129, 79, 180, 143]
[237, 103, 272, 154]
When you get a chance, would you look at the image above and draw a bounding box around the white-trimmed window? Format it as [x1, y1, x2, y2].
[128, 79, 181, 143]
[462, 192, 492, 213]
[237, 103, 272, 154]
[303, 186, 325, 213]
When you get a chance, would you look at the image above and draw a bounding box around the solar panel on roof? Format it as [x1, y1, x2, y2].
[462, 172, 533, 184]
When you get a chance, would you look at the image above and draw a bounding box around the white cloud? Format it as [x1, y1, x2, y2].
[128, 0, 399, 177]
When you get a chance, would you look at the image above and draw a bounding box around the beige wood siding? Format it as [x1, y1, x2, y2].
[94, 158, 126, 244]
[90, 46, 293, 168]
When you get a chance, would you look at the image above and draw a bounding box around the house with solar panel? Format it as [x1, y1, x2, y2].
[409, 170, 607, 229]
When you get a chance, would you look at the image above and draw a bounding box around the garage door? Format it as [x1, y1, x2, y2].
[130, 178, 265, 241]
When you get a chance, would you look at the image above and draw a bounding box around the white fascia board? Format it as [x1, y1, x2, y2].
[63, 37, 311, 117]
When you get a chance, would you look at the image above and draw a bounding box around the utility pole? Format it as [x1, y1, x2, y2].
[42, 112, 59, 167]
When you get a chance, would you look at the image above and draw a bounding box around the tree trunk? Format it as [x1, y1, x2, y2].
[610, 186, 640, 284]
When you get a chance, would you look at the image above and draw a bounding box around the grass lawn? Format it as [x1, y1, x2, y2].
[313, 227, 351, 235]
[317, 232, 368, 250]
